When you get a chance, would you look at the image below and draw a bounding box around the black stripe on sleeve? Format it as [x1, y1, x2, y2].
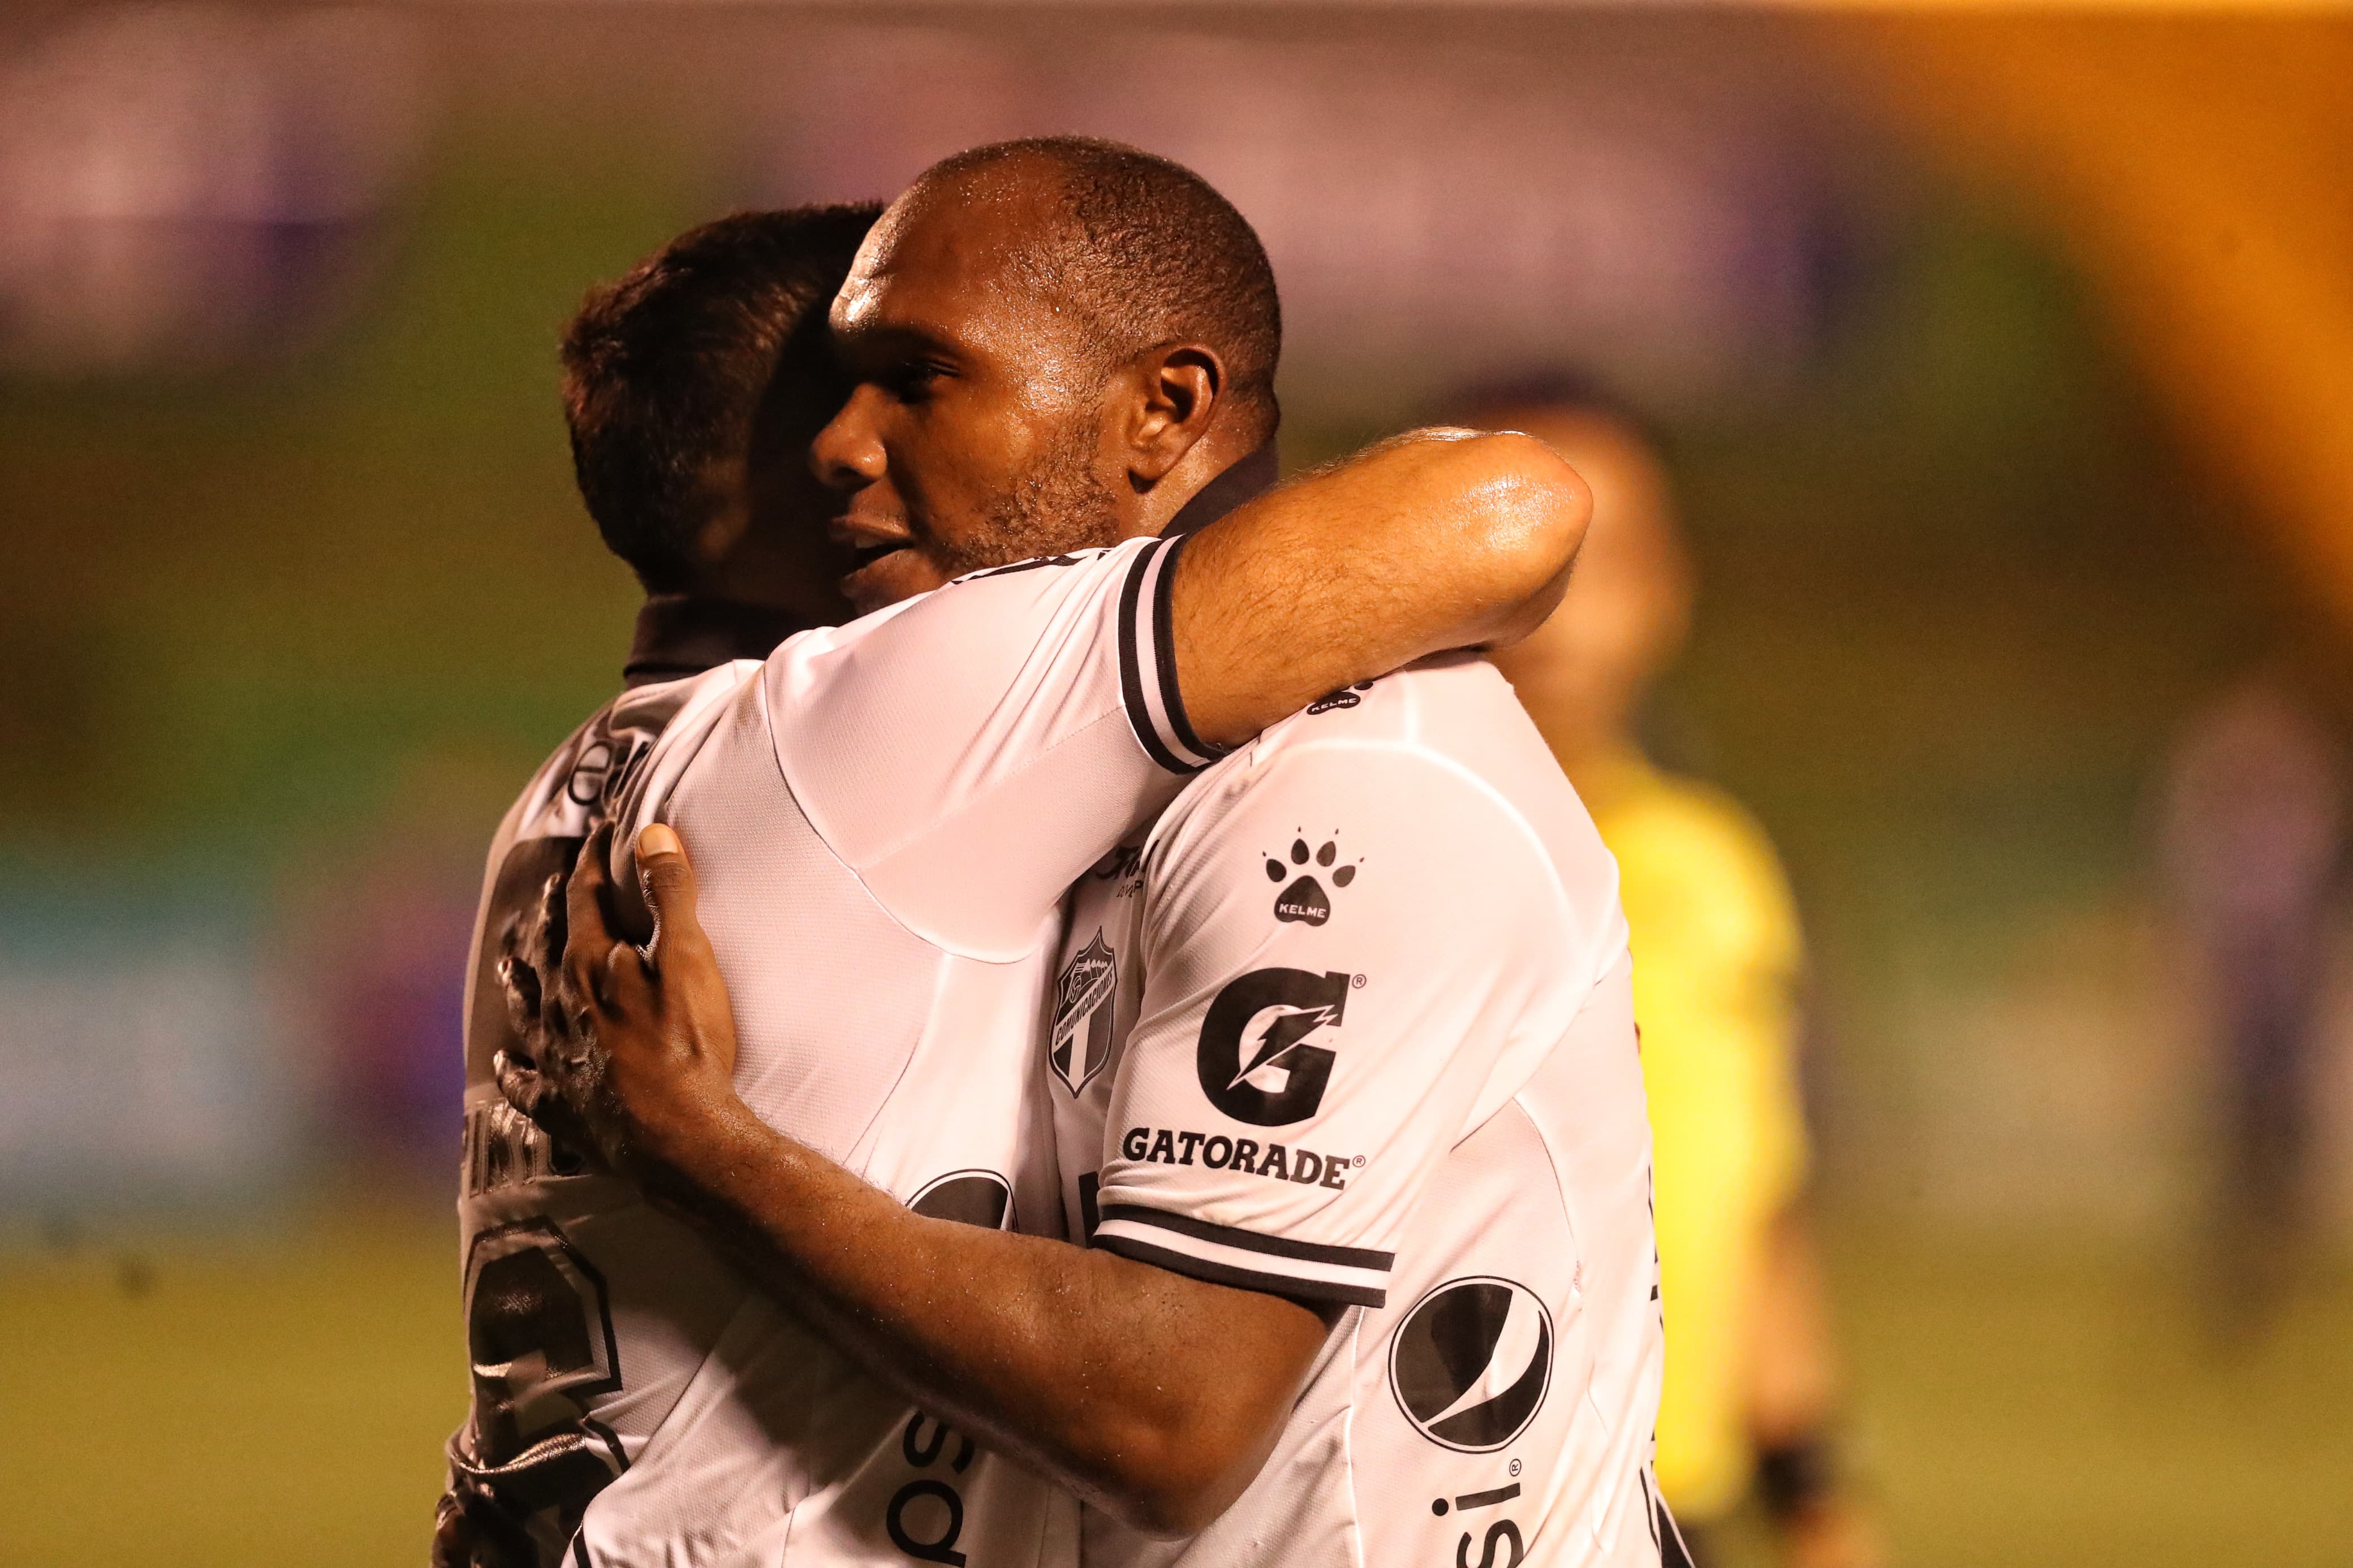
[1093, 1233, 1387, 1310]
[1148, 531, 1229, 766]
[1097, 1204, 1396, 1272]
[1117, 541, 1193, 775]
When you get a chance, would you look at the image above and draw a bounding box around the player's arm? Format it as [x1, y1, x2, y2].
[1170, 428, 1589, 746]
[1747, 1203, 1885, 1568]
[779, 427, 1587, 956]
[505, 751, 1568, 1535]
[499, 824, 1334, 1537]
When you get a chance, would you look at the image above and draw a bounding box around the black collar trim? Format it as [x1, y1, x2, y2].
[1165, 443, 1279, 538]
[623, 595, 812, 688]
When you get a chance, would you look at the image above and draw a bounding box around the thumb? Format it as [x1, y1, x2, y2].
[493, 1049, 549, 1124]
[636, 823, 710, 961]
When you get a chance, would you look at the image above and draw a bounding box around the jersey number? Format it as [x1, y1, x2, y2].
[454, 1218, 627, 1560]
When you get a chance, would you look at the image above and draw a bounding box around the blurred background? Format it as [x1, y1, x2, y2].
[2, 3, 2350, 1565]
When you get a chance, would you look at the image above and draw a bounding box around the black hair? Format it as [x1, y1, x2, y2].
[559, 204, 882, 591]
[913, 137, 1282, 443]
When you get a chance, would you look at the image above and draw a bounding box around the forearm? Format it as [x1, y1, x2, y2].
[1747, 1202, 1844, 1445]
[643, 1102, 1311, 1534]
[1174, 428, 1589, 746]
[515, 829, 1325, 1533]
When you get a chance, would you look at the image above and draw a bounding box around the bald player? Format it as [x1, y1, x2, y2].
[506, 142, 1669, 1568]
[459, 141, 1589, 1568]
[1477, 385, 1882, 1568]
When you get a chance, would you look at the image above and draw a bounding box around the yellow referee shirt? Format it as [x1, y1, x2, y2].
[1578, 748, 1810, 1524]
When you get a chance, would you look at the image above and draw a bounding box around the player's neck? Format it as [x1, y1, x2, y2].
[1128, 430, 1275, 539]
[680, 539, 852, 626]
[624, 594, 816, 686]
[674, 571, 840, 623]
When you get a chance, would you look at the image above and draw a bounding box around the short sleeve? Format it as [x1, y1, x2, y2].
[765, 534, 1227, 958]
[1091, 742, 1590, 1308]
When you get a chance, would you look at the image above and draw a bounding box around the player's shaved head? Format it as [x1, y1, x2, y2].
[898, 137, 1282, 433]
[815, 138, 1286, 614]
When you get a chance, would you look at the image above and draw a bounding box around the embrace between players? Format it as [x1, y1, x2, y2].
[446, 138, 1673, 1568]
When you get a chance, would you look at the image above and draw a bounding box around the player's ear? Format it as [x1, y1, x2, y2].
[1123, 343, 1224, 487]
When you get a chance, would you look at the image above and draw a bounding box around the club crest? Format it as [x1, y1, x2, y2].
[1050, 930, 1119, 1096]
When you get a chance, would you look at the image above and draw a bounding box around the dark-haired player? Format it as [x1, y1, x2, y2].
[448, 148, 1591, 1567]
[499, 139, 1667, 1568]
[441, 201, 880, 1567]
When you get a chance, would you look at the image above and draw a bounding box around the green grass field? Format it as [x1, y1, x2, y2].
[3, 1208, 2347, 1567]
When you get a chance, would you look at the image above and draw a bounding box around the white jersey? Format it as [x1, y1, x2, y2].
[1045, 655, 1667, 1568]
[453, 534, 1225, 1568]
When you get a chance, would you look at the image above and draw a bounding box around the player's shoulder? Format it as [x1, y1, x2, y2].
[753, 537, 1169, 781]
[520, 660, 761, 832]
[1191, 653, 1545, 772]
[617, 656, 764, 758]
[1153, 654, 1621, 931]
[1182, 654, 1597, 831]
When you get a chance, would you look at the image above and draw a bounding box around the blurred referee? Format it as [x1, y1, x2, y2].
[1472, 381, 1885, 1568]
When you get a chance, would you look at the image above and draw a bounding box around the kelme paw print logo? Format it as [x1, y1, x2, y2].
[1265, 835, 1360, 926]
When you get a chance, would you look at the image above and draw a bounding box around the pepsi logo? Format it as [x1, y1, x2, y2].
[1389, 1277, 1553, 1452]
[907, 1169, 1012, 1231]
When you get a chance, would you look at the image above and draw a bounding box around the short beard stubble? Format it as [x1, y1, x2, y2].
[933, 415, 1127, 578]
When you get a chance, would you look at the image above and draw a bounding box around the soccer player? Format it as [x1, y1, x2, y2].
[1476, 385, 1881, 1568]
[447, 143, 1589, 1568]
[501, 143, 1669, 1567]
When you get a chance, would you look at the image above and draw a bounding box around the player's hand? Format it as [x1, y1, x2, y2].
[431, 1484, 531, 1568]
[493, 821, 751, 1196]
[1783, 1500, 1887, 1568]
[493, 861, 604, 1169]
[429, 1488, 474, 1568]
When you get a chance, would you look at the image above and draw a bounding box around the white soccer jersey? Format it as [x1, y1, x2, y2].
[1045, 655, 1667, 1568]
[452, 534, 1226, 1568]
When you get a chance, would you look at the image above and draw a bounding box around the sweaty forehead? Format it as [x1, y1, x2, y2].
[834, 167, 1078, 340]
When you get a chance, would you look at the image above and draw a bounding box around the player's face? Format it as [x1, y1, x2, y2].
[731, 324, 863, 619]
[1487, 411, 1690, 730]
[813, 189, 1127, 616]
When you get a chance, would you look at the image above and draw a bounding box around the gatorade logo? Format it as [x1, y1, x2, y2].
[1195, 967, 1352, 1126]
